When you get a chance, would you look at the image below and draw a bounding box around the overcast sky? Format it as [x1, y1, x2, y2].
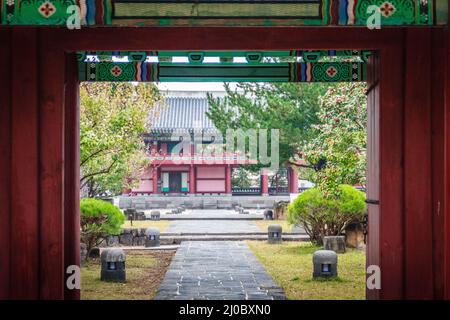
[157, 82, 240, 92]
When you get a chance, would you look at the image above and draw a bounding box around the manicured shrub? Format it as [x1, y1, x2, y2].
[80, 198, 125, 258]
[287, 185, 366, 245]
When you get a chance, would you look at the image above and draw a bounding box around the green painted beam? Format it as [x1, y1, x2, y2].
[78, 61, 366, 83]
[78, 50, 373, 63]
[1, 0, 444, 26]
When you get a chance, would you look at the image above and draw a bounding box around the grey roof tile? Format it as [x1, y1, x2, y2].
[149, 97, 217, 130]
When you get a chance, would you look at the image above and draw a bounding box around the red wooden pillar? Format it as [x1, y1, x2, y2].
[39, 32, 66, 299]
[64, 53, 80, 300]
[189, 165, 195, 194]
[261, 169, 268, 195]
[10, 28, 40, 299]
[0, 28, 11, 300]
[445, 28, 450, 300]
[403, 28, 434, 299]
[153, 166, 159, 194]
[430, 28, 446, 300]
[289, 167, 298, 194]
[372, 41, 405, 300]
[226, 165, 232, 194]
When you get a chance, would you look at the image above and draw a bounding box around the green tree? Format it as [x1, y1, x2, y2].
[80, 198, 125, 258]
[288, 185, 366, 245]
[207, 83, 334, 170]
[80, 82, 160, 197]
[231, 167, 255, 188]
[301, 83, 367, 196]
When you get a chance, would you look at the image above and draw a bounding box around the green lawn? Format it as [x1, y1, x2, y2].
[253, 220, 293, 232]
[246, 241, 366, 300]
[81, 250, 174, 300]
[121, 220, 171, 232]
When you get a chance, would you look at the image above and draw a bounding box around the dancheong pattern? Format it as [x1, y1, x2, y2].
[79, 61, 159, 82]
[78, 50, 369, 83]
[0, 0, 447, 26]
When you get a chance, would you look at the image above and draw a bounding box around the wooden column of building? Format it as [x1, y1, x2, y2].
[189, 143, 196, 194]
[0, 28, 67, 299]
[225, 165, 232, 194]
[153, 166, 159, 194]
[430, 28, 447, 300]
[290, 167, 298, 194]
[403, 28, 434, 299]
[189, 166, 195, 194]
[260, 169, 268, 195]
[0, 28, 11, 300]
[371, 28, 449, 300]
[64, 53, 81, 300]
[38, 31, 66, 300]
[374, 36, 404, 300]
[445, 28, 450, 300]
[10, 28, 41, 299]
[400, 28, 450, 299]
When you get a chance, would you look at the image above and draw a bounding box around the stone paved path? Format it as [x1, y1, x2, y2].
[154, 241, 286, 300]
[165, 220, 262, 234]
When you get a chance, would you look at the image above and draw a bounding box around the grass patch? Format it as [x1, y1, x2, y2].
[121, 220, 171, 232]
[253, 220, 293, 232]
[81, 250, 174, 300]
[246, 241, 366, 300]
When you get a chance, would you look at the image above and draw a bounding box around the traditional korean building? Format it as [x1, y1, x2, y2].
[124, 91, 299, 197]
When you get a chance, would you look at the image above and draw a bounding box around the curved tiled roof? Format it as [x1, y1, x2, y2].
[149, 97, 217, 130]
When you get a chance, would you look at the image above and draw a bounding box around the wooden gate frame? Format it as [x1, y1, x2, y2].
[0, 26, 449, 300]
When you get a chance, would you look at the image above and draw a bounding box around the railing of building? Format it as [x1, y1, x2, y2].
[231, 187, 261, 195]
[268, 186, 289, 195]
[232, 186, 309, 195]
[232, 186, 291, 195]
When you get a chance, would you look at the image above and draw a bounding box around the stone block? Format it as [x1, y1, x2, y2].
[133, 236, 146, 246]
[345, 223, 365, 249]
[203, 200, 218, 209]
[323, 236, 346, 253]
[101, 248, 126, 282]
[119, 233, 133, 246]
[263, 210, 273, 220]
[151, 210, 161, 220]
[217, 200, 232, 209]
[80, 243, 88, 264]
[106, 236, 119, 246]
[135, 203, 146, 210]
[268, 224, 282, 244]
[122, 228, 132, 234]
[145, 228, 160, 247]
[313, 250, 338, 278]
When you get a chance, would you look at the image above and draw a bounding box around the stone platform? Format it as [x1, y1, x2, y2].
[145, 209, 264, 220]
[105, 209, 307, 246]
[118, 195, 290, 210]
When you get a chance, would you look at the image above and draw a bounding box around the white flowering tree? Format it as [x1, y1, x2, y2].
[301, 83, 367, 197]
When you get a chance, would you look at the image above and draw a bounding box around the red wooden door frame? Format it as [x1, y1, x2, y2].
[0, 26, 449, 300]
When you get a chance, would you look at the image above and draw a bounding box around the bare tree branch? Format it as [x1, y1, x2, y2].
[80, 159, 118, 184]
